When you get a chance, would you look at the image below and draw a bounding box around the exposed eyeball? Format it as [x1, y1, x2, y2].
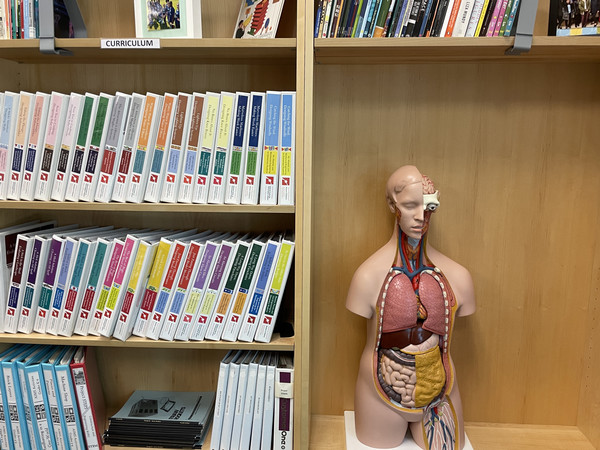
[423, 191, 440, 212]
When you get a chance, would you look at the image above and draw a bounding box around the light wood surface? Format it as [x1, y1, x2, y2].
[310, 61, 600, 432]
[309, 415, 596, 450]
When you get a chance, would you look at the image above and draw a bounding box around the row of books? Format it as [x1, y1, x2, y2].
[0, 0, 74, 40]
[0, 89, 296, 206]
[104, 389, 215, 448]
[1, 221, 295, 343]
[211, 350, 293, 450]
[315, 0, 522, 38]
[0, 344, 105, 450]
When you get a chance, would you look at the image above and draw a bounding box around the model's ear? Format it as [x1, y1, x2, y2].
[386, 195, 396, 214]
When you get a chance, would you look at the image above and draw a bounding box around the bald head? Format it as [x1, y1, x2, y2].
[386, 166, 426, 212]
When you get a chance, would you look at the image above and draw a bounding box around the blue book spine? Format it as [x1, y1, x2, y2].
[245, 241, 279, 321]
[55, 361, 85, 450]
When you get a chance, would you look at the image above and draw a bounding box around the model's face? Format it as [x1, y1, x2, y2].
[395, 182, 425, 239]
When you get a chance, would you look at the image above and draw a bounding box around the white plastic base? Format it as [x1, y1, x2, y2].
[344, 411, 474, 450]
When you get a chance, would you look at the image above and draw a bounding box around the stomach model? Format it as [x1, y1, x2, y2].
[373, 242, 457, 413]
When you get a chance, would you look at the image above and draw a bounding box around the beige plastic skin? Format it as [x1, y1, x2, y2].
[345, 165, 476, 449]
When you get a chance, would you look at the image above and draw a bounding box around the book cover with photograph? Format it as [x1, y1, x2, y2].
[551, 0, 600, 35]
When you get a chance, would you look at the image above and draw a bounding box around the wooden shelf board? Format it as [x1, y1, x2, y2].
[0, 38, 297, 64]
[315, 36, 600, 64]
[309, 415, 596, 449]
[0, 332, 294, 350]
[0, 200, 294, 214]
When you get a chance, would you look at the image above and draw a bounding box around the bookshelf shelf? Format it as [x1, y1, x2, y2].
[314, 36, 600, 64]
[0, 200, 295, 214]
[0, 333, 294, 350]
[0, 38, 297, 64]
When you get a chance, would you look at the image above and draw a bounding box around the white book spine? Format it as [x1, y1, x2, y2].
[208, 91, 236, 204]
[5, 235, 33, 333]
[112, 241, 159, 341]
[277, 92, 296, 206]
[88, 238, 125, 336]
[92, 92, 131, 203]
[125, 93, 164, 203]
[34, 92, 70, 202]
[177, 93, 206, 204]
[46, 237, 79, 335]
[189, 240, 238, 341]
[143, 92, 178, 203]
[63, 93, 99, 202]
[225, 92, 251, 205]
[210, 356, 232, 450]
[241, 92, 266, 205]
[160, 92, 192, 203]
[239, 355, 260, 450]
[109, 93, 145, 203]
[0, 92, 20, 200]
[79, 93, 115, 202]
[192, 92, 220, 204]
[259, 91, 282, 206]
[159, 241, 205, 341]
[19, 92, 51, 201]
[250, 354, 268, 450]
[173, 240, 221, 341]
[220, 357, 242, 450]
[452, 0, 475, 36]
[145, 240, 189, 340]
[261, 355, 277, 450]
[70, 365, 101, 450]
[57, 240, 97, 337]
[7, 92, 35, 200]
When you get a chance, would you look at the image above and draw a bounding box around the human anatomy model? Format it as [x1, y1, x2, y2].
[346, 165, 476, 450]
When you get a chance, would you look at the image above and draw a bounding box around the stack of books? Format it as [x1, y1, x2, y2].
[211, 351, 294, 450]
[315, 0, 523, 38]
[1, 221, 295, 343]
[103, 390, 215, 448]
[0, 89, 296, 206]
[0, 344, 105, 450]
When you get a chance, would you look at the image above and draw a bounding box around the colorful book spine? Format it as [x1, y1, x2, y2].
[238, 238, 282, 342]
[221, 237, 268, 342]
[259, 91, 282, 206]
[192, 91, 220, 204]
[54, 347, 86, 450]
[126, 93, 163, 203]
[189, 238, 238, 341]
[73, 238, 113, 336]
[98, 234, 141, 337]
[224, 92, 250, 205]
[132, 237, 174, 338]
[18, 92, 50, 201]
[177, 92, 206, 203]
[241, 92, 266, 205]
[145, 239, 189, 340]
[34, 92, 70, 201]
[33, 236, 65, 334]
[112, 239, 159, 341]
[17, 236, 50, 333]
[7, 91, 35, 200]
[491, 0, 509, 35]
[57, 238, 96, 337]
[109, 93, 145, 203]
[208, 91, 236, 204]
[277, 92, 296, 206]
[41, 346, 71, 450]
[465, 0, 486, 35]
[0, 91, 19, 200]
[78, 93, 114, 202]
[93, 92, 131, 203]
[160, 92, 192, 203]
[88, 237, 125, 336]
[485, 0, 504, 36]
[255, 237, 295, 343]
[159, 240, 205, 341]
[502, 0, 520, 35]
[144, 92, 177, 203]
[205, 238, 252, 341]
[46, 236, 79, 335]
[173, 239, 222, 341]
[5, 234, 33, 333]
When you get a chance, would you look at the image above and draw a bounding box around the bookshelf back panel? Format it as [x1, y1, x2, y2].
[15, 63, 296, 96]
[77, 0, 297, 39]
[310, 61, 600, 426]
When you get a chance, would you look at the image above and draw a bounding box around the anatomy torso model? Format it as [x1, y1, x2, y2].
[346, 166, 476, 450]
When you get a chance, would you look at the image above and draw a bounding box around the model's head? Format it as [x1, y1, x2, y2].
[386, 165, 439, 239]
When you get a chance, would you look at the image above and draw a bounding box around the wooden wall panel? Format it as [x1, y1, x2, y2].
[310, 62, 600, 425]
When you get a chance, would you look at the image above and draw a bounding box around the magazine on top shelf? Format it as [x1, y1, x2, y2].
[234, 0, 287, 39]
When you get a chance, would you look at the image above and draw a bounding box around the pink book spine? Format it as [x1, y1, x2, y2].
[485, 0, 504, 36]
[492, 0, 509, 35]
